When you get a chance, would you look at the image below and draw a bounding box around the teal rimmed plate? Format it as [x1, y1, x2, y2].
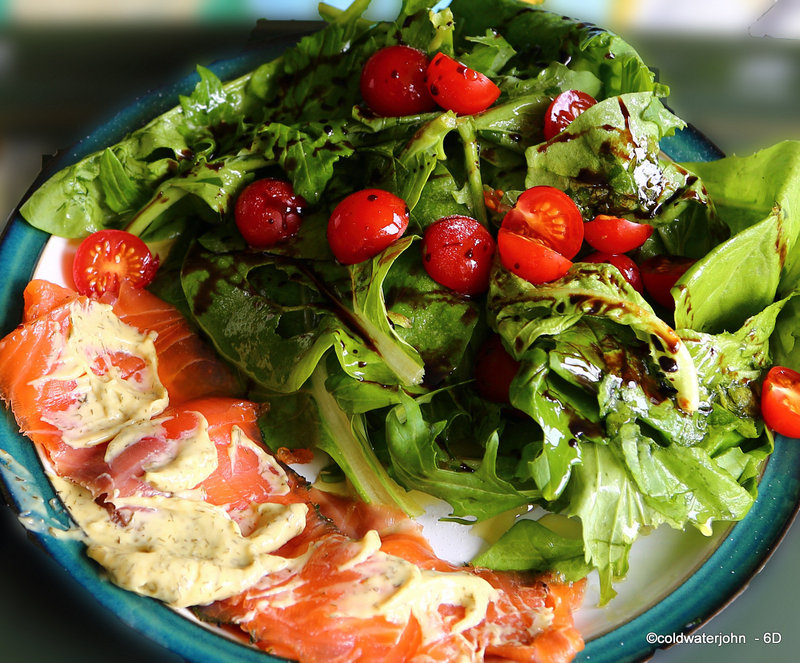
[1, 27, 799, 663]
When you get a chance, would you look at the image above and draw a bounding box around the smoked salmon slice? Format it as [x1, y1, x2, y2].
[199, 525, 586, 663]
[101, 282, 242, 405]
[3, 279, 240, 412]
[0, 279, 586, 663]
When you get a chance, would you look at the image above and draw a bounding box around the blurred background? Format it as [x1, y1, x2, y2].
[0, 1, 799, 662]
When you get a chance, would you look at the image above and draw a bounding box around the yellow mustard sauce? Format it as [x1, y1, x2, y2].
[142, 413, 218, 493]
[104, 411, 220, 494]
[331, 529, 498, 638]
[50, 473, 308, 608]
[34, 299, 168, 448]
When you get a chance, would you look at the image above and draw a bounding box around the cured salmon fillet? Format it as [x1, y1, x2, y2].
[102, 283, 243, 405]
[200, 524, 585, 663]
[6, 279, 241, 411]
[0, 279, 585, 663]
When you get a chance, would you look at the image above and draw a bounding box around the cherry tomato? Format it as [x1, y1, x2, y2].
[421, 215, 496, 295]
[761, 366, 800, 437]
[424, 52, 500, 115]
[497, 228, 573, 284]
[639, 255, 696, 309]
[583, 215, 653, 254]
[543, 89, 597, 141]
[327, 189, 410, 264]
[474, 334, 520, 403]
[234, 178, 308, 249]
[360, 45, 437, 117]
[501, 186, 584, 259]
[582, 251, 643, 292]
[73, 229, 158, 298]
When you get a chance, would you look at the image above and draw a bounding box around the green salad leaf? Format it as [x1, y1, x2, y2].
[473, 517, 592, 581]
[385, 394, 542, 519]
[181, 225, 426, 392]
[676, 142, 800, 334]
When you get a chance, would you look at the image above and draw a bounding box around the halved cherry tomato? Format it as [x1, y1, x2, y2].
[73, 229, 158, 298]
[497, 228, 573, 284]
[501, 186, 584, 259]
[421, 215, 495, 295]
[639, 255, 696, 309]
[424, 52, 500, 115]
[582, 251, 643, 293]
[761, 366, 800, 437]
[235, 178, 308, 249]
[474, 334, 520, 403]
[327, 189, 409, 264]
[543, 89, 597, 141]
[583, 215, 653, 254]
[360, 45, 437, 117]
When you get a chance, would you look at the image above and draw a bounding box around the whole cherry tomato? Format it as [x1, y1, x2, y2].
[234, 178, 308, 249]
[761, 366, 800, 437]
[421, 215, 496, 295]
[73, 229, 159, 298]
[327, 189, 410, 264]
[639, 255, 696, 309]
[543, 89, 597, 140]
[474, 334, 521, 403]
[583, 214, 653, 254]
[360, 45, 437, 117]
[582, 251, 644, 292]
[497, 228, 573, 285]
[502, 186, 584, 259]
[424, 52, 500, 115]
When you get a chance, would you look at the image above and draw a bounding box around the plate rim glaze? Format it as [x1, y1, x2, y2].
[1, 25, 799, 663]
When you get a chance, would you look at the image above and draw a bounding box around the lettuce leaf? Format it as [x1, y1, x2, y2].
[21, 66, 254, 238]
[473, 518, 592, 581]
[485, 265, 776, 602]
[677, 142, 800, 334]
[385, 395, 541, 520]
[256, 362, 423, 515]
[490, 261, 700, 412]
[181, 229, 426, 392]
[450, 0, 668, 98]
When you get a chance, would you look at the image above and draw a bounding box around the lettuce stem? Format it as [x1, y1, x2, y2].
[125, 186, 188, 237]
[457, 118, 488, 226]
[310, 364, 423, 516]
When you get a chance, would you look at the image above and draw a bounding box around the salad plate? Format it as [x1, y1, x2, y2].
[2, 4, 800, 663]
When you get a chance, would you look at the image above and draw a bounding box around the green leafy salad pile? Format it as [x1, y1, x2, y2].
[20, 0, 800, 603]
